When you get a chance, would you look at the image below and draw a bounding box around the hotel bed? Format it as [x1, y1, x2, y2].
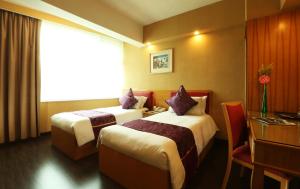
[51, 91, 154, 160]
[98, 91, 218, 189]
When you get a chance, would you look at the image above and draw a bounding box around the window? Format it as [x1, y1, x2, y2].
[40, 21, 124, 102]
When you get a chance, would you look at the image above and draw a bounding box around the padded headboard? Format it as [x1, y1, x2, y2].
[170, 90, 211, 114]
[133, 91, 154, 110]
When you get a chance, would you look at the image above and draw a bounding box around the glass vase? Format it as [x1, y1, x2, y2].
[261, 84, 268, 114]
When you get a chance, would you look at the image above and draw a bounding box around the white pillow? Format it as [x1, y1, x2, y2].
[133, 96, 148, 109]
[168, 96, 207, 116]
[168, 106, 175, 113]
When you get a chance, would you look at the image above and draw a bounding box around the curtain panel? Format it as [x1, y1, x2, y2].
[247, 9, 300, 113]
[0, 9, 41, 143]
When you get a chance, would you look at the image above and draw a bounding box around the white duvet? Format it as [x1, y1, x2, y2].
[100, 111, 218, 189]
[51, 106, 145, 146]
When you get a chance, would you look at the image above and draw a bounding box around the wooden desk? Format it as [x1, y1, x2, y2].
[248, 112, 300, 189]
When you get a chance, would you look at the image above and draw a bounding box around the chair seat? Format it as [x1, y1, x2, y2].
[233, 144, 251, 163]
[233, 144, 290, 179]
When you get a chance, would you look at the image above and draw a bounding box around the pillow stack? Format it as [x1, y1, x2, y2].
[166, 85, 198, 115]
[168, 96, 207, 116]
[119, 88, 148, 109]
[133, 96, 148, 109]
[119, 88, 137, 109]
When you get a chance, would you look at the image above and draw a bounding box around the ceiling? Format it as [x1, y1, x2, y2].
[100, 0, 222, 25]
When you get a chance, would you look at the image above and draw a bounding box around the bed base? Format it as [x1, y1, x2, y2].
[52, 126, 97, 160]
[99, 137, 215, 189]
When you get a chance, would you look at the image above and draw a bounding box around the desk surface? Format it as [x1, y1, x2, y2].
[249, 112, 300, 147]
[249, 112, 300, 189]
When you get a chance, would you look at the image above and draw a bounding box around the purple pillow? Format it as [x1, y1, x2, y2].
[166, 85, 198, 115]
[119, 88, 134, 104]
[121, 95, 138, 109]
[119, 88, 138, 109]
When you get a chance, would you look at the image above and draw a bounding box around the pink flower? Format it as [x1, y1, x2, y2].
[259, 75, 270, 84]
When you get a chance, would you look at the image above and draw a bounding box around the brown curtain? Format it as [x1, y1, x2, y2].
[247, 9, 300, 113]
[0, 9, 40, 143]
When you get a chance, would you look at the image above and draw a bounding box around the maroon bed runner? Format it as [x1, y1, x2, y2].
[122, 119, 198, 184]
[73, 110, 116, 137]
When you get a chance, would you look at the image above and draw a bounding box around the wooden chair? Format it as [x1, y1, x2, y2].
[221, 101, 291, 189]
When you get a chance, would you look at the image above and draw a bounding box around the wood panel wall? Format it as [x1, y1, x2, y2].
[247, 9, 300, 113]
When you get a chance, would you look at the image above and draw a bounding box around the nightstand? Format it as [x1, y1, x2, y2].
[143, 110, 165, 117]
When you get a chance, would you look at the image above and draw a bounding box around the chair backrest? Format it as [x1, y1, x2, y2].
[222, 102, 248, 151]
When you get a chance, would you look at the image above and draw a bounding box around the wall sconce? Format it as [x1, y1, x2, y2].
[194, 31, 200, 36]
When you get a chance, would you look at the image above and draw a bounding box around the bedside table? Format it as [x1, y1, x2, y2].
[143, 110, 165, 117]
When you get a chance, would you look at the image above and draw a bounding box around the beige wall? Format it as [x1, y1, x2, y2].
[281, 0, 300, 10]
[123, 0, 246, 139]
[246, 0, 300, 20]
[124, 27, 245, 139]
[247, 0, 281, 20]
[144, 0, 245, 43]
[40, 99, 119, 133]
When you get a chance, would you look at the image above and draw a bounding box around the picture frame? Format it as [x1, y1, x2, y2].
[150, 49, 173, 74]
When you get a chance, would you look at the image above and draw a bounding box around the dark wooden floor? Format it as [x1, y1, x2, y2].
[0, 135, 299, 189]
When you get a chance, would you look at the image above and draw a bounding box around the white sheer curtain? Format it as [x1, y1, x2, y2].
[40, 21, 124, 102]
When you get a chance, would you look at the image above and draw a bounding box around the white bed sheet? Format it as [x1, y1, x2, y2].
[100, 111, 218, 189]
[51, 106, 145, 146]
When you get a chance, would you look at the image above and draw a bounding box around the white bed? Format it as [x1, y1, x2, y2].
[100, 111, 218, 189]
[51, 105, 146, 146]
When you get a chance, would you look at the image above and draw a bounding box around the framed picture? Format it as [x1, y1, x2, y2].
[150, 49, 173, 74]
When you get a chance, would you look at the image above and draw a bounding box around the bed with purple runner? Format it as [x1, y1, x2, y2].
[99, 111, 218, 189]
[73, 110, 116, 138]
[123, 119, 198, 184]
[51, 106, 145, 160]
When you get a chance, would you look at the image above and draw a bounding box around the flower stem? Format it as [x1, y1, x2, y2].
[261, 84, 268, 114]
